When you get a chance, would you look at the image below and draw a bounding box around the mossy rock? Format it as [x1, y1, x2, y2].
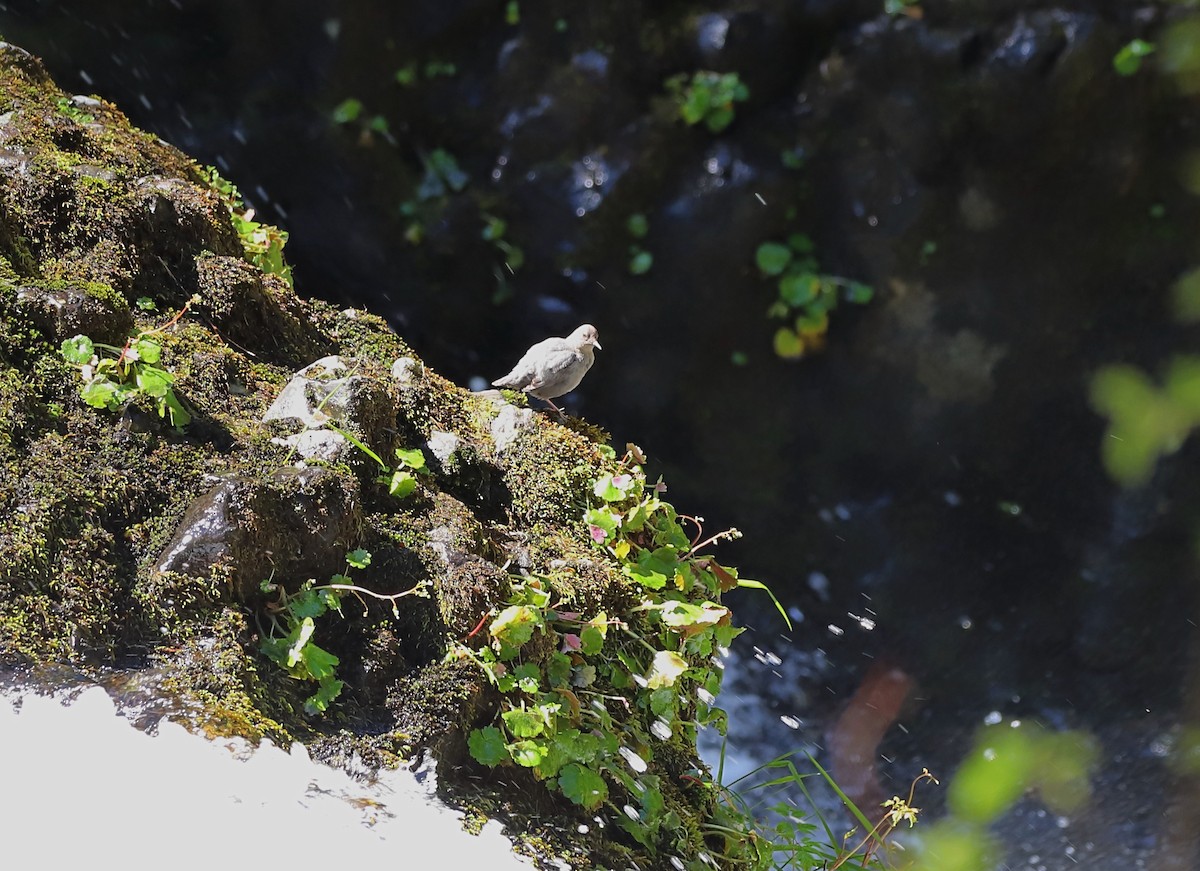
[0, 41, 752, 870]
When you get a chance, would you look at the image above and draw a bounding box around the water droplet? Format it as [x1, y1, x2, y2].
[984, 710, 1002, 726]
[619, 745, 648, 773]
[753, 647, 782, 666]
[849, 612, 876, 631]
[780, 715, 802, 729]
[827, 624, 844, 637]
[651, 718, 672, 740]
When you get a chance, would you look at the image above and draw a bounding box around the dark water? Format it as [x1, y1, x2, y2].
[4, 1, 1200, 866]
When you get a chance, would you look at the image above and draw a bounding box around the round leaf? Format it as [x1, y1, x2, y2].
[756, 242, 792, 276]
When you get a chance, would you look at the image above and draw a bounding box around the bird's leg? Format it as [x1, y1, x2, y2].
[542, 397, 567, 417]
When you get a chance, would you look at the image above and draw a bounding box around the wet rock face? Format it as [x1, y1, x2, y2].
[194, 256, 328, 366]
[154, 467, 363, 602]
[15, 281, 133, 346]
[0, 50, 240, 302]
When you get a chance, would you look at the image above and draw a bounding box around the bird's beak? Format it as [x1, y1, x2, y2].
[591, 339, 602, 350]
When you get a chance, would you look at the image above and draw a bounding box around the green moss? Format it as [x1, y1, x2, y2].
[501, 414, 607, 528]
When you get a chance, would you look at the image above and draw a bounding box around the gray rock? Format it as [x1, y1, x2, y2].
[427, 430, 461, 466]
[273, 428, 350, 463]
[391, 356, 424, 385]
[153, 466, 361, 601]
[489, 402, 534, 454]
[262, 355, 351, 427]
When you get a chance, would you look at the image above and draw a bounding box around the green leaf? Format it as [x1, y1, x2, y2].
[305, 675, 343, 714]
[680, 87, 710, 125]
[650, 686, 677, 718]
[135, 365, 173, 398]
[844, 281, 875, 304]
[546, 651, 572, 686]
[786, 233, 815, 254]
[773, 327, 806, 359]
[556, 729, 601, 763]
[508, 739, 548, 768]
[646, 649, 688, 689]
[161, 391, 191, 428]
[795, 308, 830, 334]
[80, 377, 120, 409]
[346, 548, 371, 569]
[132, 337, 162, 363]
[628, 249, 653, 275]
[756, 242, 792, 276]
[482, 216, 507, 241]
[502, 707, 545, 738]
[735, 577, 793, 631]
[580, 622, 605, 656]
[779, 272, 819, 307]
[624, 551, 671, 590]
[513, 662, 542, 693]
[489, 604, 541, 649]
[388, 470, 417, 498]
[592, 474, 634, 502]
[288, 587, 332, 620]
[331, 98, 363, 124]
[1173, 266, 1200, 323]
[426, 148, 468, 193]
[300, 639, 340, 681]
[558, 763, 608, 810]
[584, 507, 619, 545]
[495, 240, 524, 273]
[626, 213, 649, 239]
[1113, 39, 1155, 76]
[60, 334, 95, 364]
[468, 727, 509, 766]
[394, 446, 427, 472]
[704, 106, 734, 133]
[395, 64, 417, 87]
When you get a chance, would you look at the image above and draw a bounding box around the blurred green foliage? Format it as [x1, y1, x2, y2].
[1159, 16, 1200, 93]
[756, 233, 873, 359]
[906, 723, 1097, 871]
[1091, 357, 1200, 487]
[666, 70, 749, 134]
[1113, 39, 1156, 76]
[625, 213, 653, 275]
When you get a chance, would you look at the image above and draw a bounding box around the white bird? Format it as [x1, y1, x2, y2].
[492, 324, 602, 414]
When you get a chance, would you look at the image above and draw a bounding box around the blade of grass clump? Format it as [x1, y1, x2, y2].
[326, 421, 387, 469]
[806, 752, 878, 838]
[786, 759, 841, 849]
[737, 578, 793, 631]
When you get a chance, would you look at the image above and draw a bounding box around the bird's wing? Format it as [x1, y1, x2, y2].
[492, 337, 559, 388]
[527, 346, 580, 389]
